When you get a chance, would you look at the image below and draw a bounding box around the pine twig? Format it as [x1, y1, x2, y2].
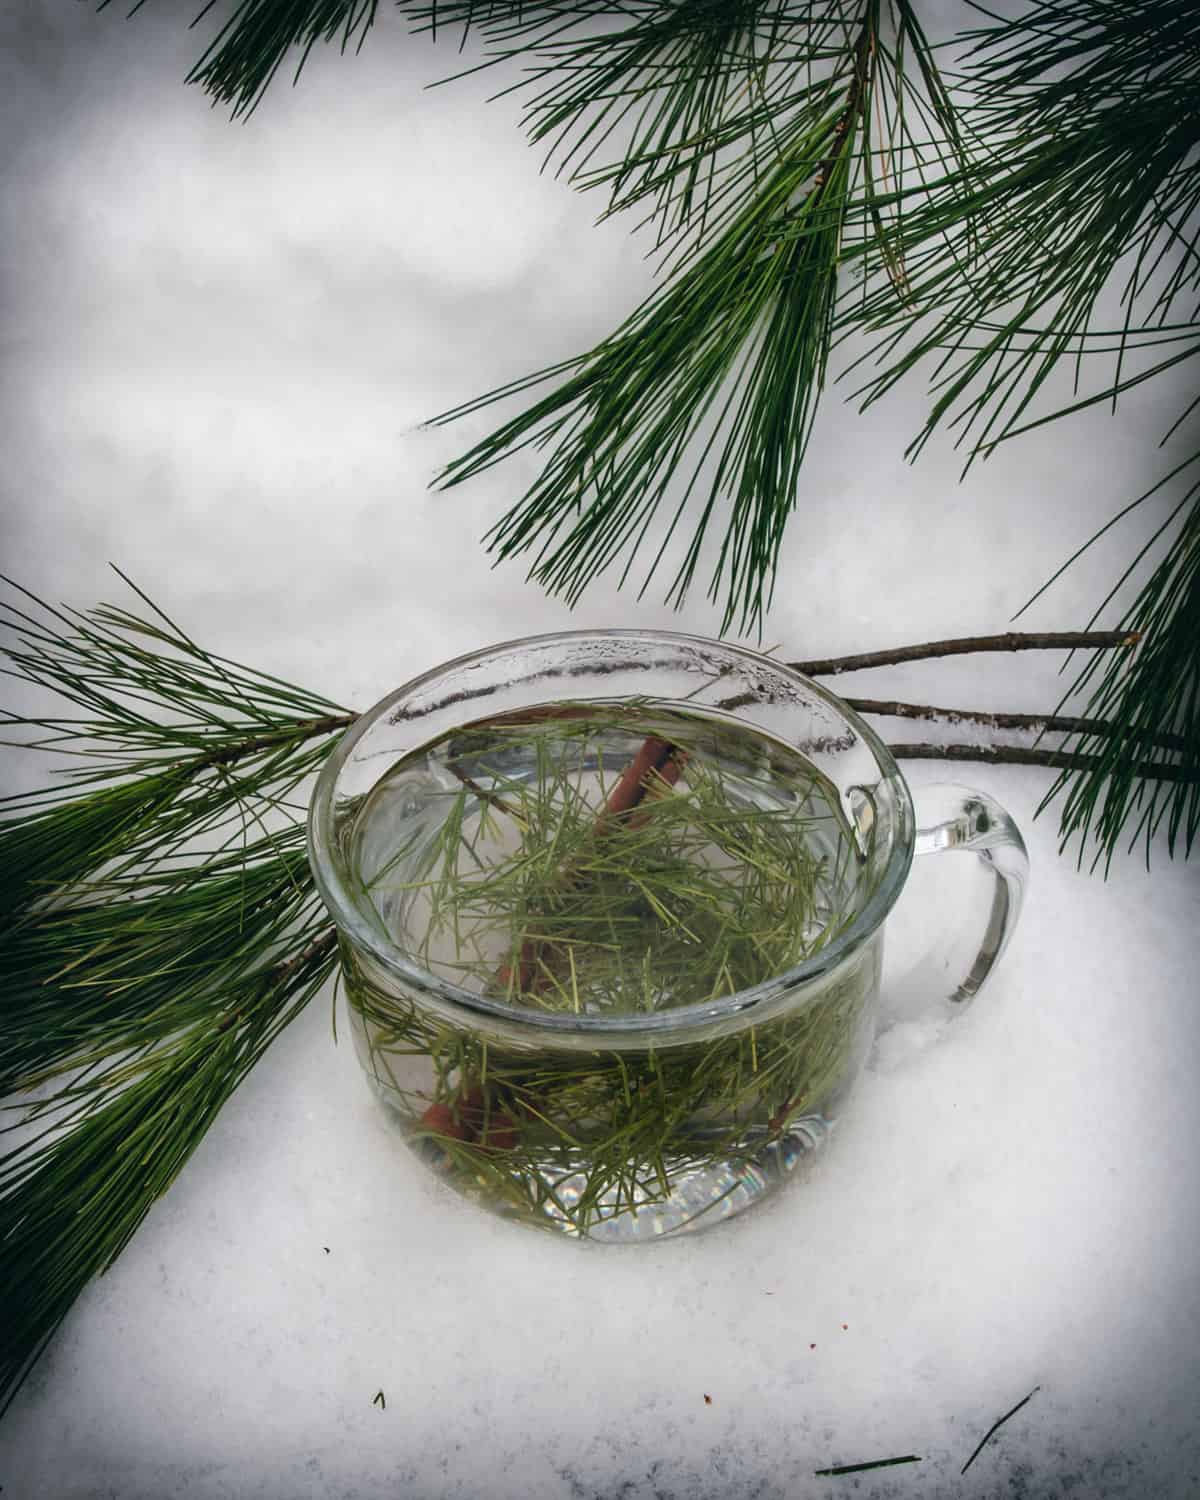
[961, 1386, 1042, 1475]
[214, 927, 339, 1034]
[434, 0, 967, 635]
[848, 698, 1189, 755]
[396, 631, 1141, 726]
[0, 577, 360, 1414]
[192, 713, 356, 770]
[890, 743, 1194, 783]
[792, 630, 1137, 677]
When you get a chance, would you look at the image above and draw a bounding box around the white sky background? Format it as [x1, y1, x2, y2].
[1, 3, 1198, 1497]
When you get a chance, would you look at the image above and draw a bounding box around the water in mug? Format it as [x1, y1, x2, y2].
[341, 704, 880, 1239]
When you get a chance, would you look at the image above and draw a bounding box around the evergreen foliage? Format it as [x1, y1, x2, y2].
[101, 0, 1198, 864]
[1, 0, 1196, 1420]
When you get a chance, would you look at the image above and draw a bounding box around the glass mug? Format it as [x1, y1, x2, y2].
[308, 631, 1027, 1242]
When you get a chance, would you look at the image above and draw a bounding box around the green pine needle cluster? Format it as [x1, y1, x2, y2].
[395, 714, 854, 1008]
[1032, 458, 1200, 868]
[852, 1, 1200, 463]
[2, 908, 335, 1413]
[0, 577, 349, 1415]
[431, 0, 963, 634]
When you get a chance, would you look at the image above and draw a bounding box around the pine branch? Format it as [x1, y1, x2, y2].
[849, 2, 1200, 469]
[416, 0, 1199, 858]
[789, 629, 1137, 676]
[891, 742, 1194, 783]
[432, 0, 967, 634]
[0, 574, 352, 916]
[3, 828, 325, 1096]
[0, 577, 353, 1415]
[0, 914, 337, 1416]
[1040, 479, 1200, 868]
[835, 1, 1200, 868]
[846, 699, 1188, 756]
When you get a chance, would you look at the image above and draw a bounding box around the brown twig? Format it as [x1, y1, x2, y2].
[792, 630, 1138, 677]
[444, 764, 526, 823]
[848, 698, 1188, 754]
[386, 631, 1140, 726]
[419, 1082, 517, 1152]
[195, 713, 356, 770]
[423, 727, 689, 1143]
[597, 736, 683, 825]
[215, 927, 339, 1034]
[493, 730, 686, 995]
[811, 8, 875, 195]
[890, 743, 1194, 782]
[91, 712, 356, 801]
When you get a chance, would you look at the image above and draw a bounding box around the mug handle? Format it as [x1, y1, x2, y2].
[883, 783, 1030, 1024]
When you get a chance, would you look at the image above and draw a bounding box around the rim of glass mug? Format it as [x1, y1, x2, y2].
[306, 629, 916, 1038]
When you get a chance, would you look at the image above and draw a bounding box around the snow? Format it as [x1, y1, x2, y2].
[1, 5, 1198, 1497]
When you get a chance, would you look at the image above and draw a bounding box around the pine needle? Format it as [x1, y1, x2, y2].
[1039, 477, 1200, 869]
[960, 1385, 1042, 1475]
[0, 575, 349, 1414]
[1, 923, 336, 1415]
[430, 0, 967, 634]
[850, 3, 1200, 472]
[343, 707, 876, 1235]
[814, 1454, 921, 1476]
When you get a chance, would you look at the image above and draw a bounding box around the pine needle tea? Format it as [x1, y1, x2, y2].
[339, 704, 880, 1239]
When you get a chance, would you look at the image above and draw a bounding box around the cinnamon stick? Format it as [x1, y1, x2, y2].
[494, 731, 686, 994]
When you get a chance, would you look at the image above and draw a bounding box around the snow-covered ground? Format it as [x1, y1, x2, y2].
[2, 5, 1197, 1496]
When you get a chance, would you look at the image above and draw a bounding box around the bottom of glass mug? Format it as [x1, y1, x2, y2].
[534, 1121, 833, 1242]
[371, 1082, 836, 1241]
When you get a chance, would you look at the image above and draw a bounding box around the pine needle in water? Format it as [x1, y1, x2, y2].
[344, 707, 876, 1235]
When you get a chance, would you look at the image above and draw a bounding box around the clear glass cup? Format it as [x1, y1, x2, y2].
[307, 631, 1027, 1241]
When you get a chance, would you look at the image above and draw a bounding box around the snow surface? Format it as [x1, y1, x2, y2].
[1, 4, 1198, 1497]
